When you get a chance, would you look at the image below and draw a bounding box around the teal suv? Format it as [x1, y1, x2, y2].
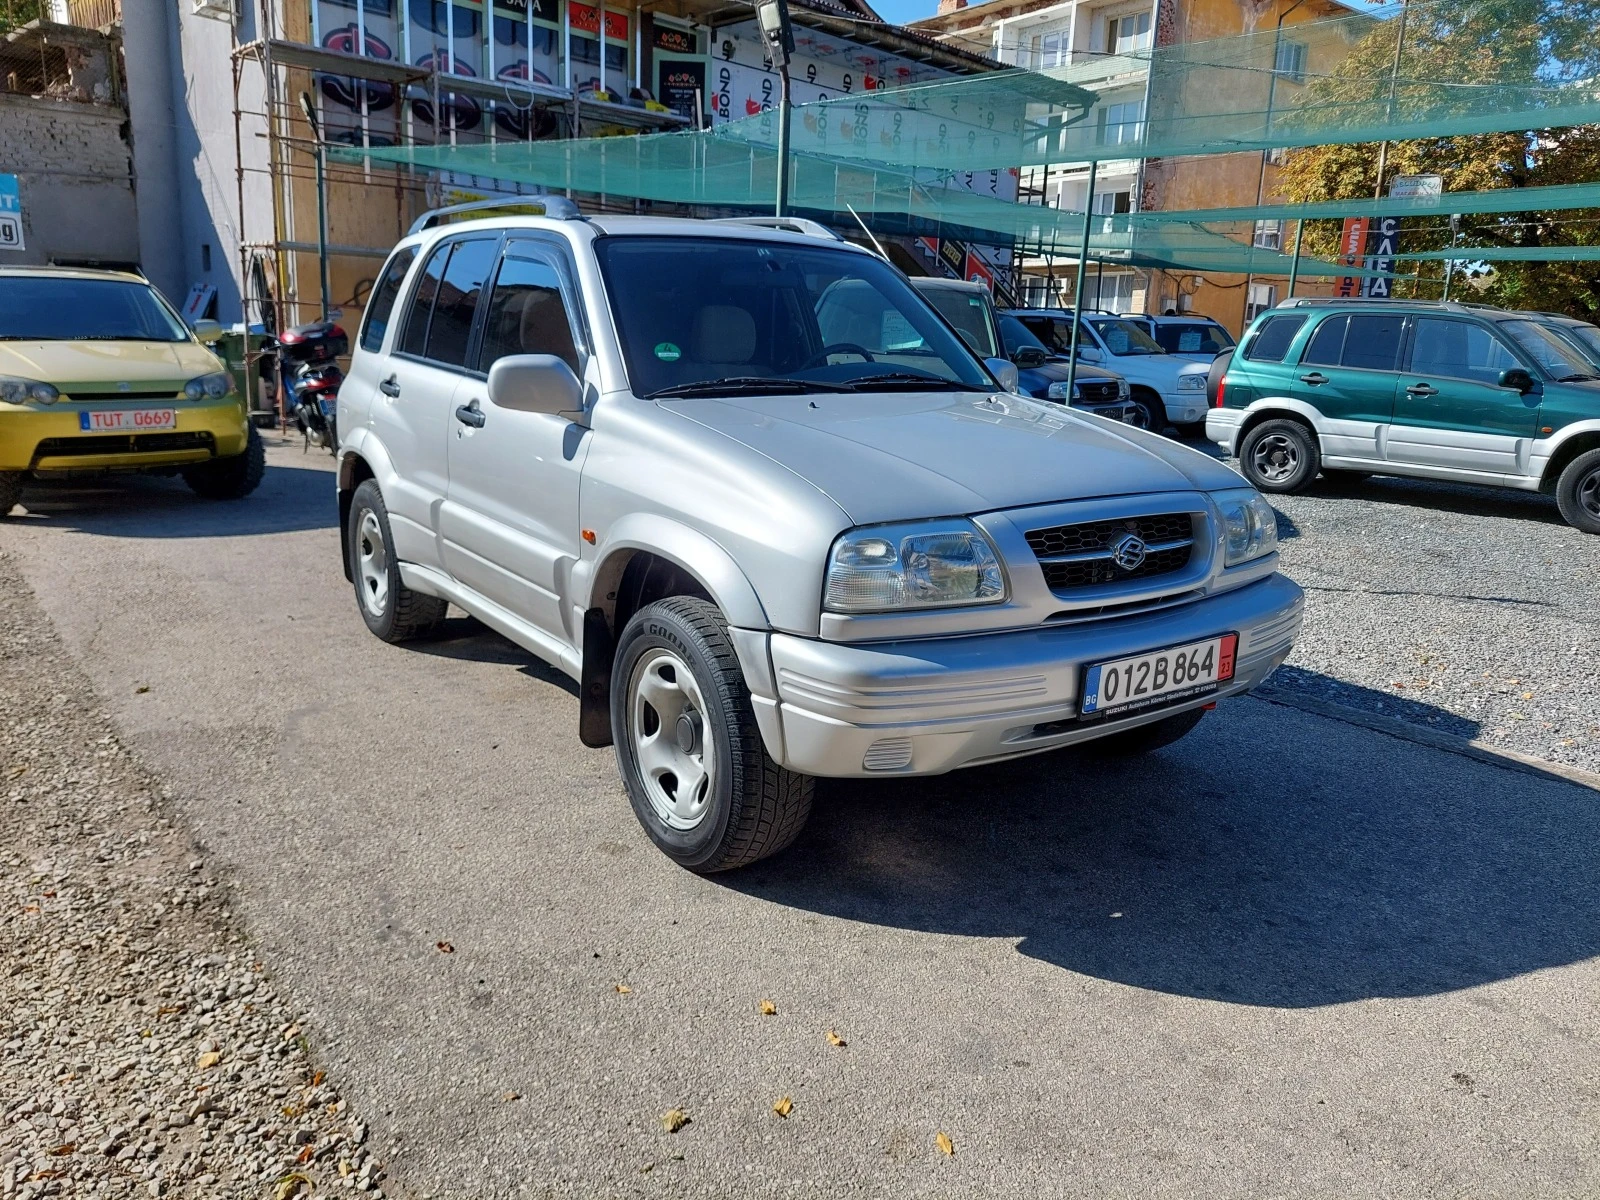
[1207, 299, 1600, 532]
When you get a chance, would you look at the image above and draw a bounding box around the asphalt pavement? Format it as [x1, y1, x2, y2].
[2, 437, 1598, 1198]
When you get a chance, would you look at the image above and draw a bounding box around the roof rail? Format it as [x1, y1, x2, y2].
[1274, 297, 1474, 312]
[408, 195, 583, 236]
[709, 216, 845, 241]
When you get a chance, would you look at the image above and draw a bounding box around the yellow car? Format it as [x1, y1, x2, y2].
[0, 266, 264, 515]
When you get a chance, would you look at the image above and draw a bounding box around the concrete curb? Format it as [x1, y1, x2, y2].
[1253, 685, 1600, 794]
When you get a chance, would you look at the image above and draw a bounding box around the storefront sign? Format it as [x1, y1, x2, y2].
[569, 2, 628, 41]
[654, 25, 695, 53]
[0, 174, 24, 252]
[1333, 216, 1369, 297]
[1363, 216, 1399, 298]
[658, 60, 705, 120]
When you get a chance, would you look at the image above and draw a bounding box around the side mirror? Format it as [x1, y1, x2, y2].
[985, 357, 1019, 393]
[1498, 367, 1536, 394]
[1077, 345, 1104, 364]
[487, 354, 584, 416]
[1011, 345, 1049, 369]
[192, 319, 223, 344]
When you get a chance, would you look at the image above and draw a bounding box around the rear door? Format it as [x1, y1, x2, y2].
[1389, 316, 1539, 474]
[1291, 311, 1404, 461]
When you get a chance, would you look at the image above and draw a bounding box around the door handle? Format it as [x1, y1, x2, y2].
[454, 402, 486, 428]
[378, 376, 401, 397]
[1299, 372, 1329, 385]
[1405, 383, 1439, 397]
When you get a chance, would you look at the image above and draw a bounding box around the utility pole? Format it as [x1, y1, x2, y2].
[1064, 159, 1098, 407]
[755, 0, 795, 217]
[298, 92, 331, 318]
[1372, 0, 1410, 199]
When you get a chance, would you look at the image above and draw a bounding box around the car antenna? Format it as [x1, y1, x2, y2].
[846, 205, 890, 261]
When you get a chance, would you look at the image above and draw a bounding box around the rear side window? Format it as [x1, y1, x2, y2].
[1341, 313, 1405, 372]
[1299, 314, 1348, 366]
[359, 246, 416, 353]
[423, 238, 498, 368]
[1242, 314, 1306, 362]
[398, 242, 451, 358]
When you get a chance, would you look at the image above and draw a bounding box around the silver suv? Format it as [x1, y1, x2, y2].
[337, 201, 1305, 872]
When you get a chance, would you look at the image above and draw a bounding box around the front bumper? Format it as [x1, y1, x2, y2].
[743, 573, 1304, 778]
[0, 398, 251, 473]
[1162, 388, 1210, 425]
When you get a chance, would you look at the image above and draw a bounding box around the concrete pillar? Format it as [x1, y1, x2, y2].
[120, 0, 187, 306]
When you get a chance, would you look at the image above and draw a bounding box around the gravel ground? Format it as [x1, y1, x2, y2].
[1195, 447, 1600, 774]
[0, 550, 404, 1200]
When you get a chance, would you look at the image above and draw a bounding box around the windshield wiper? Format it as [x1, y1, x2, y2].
[838, 373, 989, 392]
[1556, 373, 1599, 383]
[644, 376, 840, 399]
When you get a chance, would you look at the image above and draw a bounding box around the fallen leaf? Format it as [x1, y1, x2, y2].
[935, 1131, 955, 1157]
[312, 1070, 325, 1087]
[826, 1030, 846, 1048]
[660, 1108, 690, 1133]
[197, 1051, 221, 1070]
[337, 1160, 353, 1178]
[772, 1095, 793, 1118]
[758, 999, 777, 1016]
[295, 1144, 314, 1164]
[47, 1144, 74, 1157]
[6, 764, 25, 778]
[157, 1004, 186, 1016]
[135, 685, 150, 694]
[614, 984, 632, 994]
[436, 941, 454, 954]
[1521, 692, 1534, 700]
[502, 1091, 521, 1102]
[274, 1171, 313, 1200]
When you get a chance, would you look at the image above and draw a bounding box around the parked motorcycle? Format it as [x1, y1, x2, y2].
[274, 319, 348, 454]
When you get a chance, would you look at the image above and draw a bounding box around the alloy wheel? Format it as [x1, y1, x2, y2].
[628, 647, 715, 831]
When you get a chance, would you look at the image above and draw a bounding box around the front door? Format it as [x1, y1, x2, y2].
[1390, 316, 1540, 474]
[439, 239, 592, 650]
[1291, 310, 1405, 461]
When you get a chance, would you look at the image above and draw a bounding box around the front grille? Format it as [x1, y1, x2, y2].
[1077, 380, 1121, 405]
[36, 432, 215, 458]
[70, 390, 183, 401]
[1026, 513, 1197, 592]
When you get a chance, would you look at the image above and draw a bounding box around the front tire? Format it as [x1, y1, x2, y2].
[1087, 707, 1207, 756]
[612, 597, 813, 873]
[1239, 418, 1320, 493]
[1555, 447, 1600, 534]
[1127, 388, 1165, 433]
[346, 479, 447, 642]
[183, 425, 266, 499]
[0, 472, 21, 517]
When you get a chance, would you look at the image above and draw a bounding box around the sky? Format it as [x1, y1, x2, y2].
[867, 0, 1395, 39]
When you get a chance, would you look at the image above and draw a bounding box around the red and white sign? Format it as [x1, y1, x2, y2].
[1334, 217, 1370, 297]
[964, 251, 994, 291]
[568, 3, 628, 41]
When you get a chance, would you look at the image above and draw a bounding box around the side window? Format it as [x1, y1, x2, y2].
[424, 238, 498, 368]
[1299, 314, 1348, 366]
[398, 242, 451, 358]
[1410, 318, 1519, 385]
[1242, 314, 1307, 362]
[477, 252, 582, 374]
[359, 246, 416, 353]
[1341, 313, 1405, 372]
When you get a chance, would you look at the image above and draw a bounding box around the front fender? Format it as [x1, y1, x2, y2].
[580, 513, 770, 630]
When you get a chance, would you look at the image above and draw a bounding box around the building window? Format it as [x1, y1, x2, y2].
[1090, 271, 1136, 312]
[1274, 38, 1308, 84]
[1027, 28, 1068, 69]
[1093, 190, 1133, 215]
[1107, 11, 1152, 55]
[1253, 219, 1284, 250]
[1246, 282, 1278, 322]
[1096, 100, 1144, 146]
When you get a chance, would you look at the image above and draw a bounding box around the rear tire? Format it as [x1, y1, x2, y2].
[1239, 418, 1320, 493]
[612, 596, 813, 873]
[183, 425, 265, 500]
[0, 472, 21, 517]
[1087, 707, 1207, 757]
[1555, 448, 1600, 534]
[347, 479, 447, 642]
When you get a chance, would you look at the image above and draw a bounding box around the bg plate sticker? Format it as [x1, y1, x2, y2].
[654, 342, 681, 361]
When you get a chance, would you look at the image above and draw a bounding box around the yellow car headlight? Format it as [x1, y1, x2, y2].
[183, 372, 236, 400]
[0, 375, 59, 405]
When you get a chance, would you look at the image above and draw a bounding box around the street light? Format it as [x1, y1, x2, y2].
[755, 0, 795, 217]
[299, 91, 332, 319]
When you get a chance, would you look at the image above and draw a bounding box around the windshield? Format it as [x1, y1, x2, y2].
[1086, 316, 1166, 356]
[595, 238, 993, 398]
[998, 314, 1052, 358]
[916, 285, 998, 359]
[1501, 319, 1597, 380]
[0, 276, 190, 342]
[1152, 321, 1235, 354]
[1544, 321, 1600, 371]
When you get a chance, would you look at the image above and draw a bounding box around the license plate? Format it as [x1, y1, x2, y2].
[1081, 633, 1238, 718]
[78, 408, 177, 432]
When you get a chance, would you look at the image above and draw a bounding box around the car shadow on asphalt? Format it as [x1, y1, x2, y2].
[1302, 473, 1566, 526]
[722, 677, 1600, 1008]
[8, 462, 337, 537]
[409, 616, 581, 698]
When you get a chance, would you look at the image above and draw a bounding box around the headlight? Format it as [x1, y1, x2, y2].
[1046, 381, 1081, 401]
[824, 520, 1007, 613]
[1216, 489, 1279, 566]
[0, 376, 59, 405]
[183, 372, 236, 400]
[1117, 379, 1130, 398]
[1177, 373, 1207, 393]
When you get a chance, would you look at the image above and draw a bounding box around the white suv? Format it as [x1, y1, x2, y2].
[336, 201, 1304, 872]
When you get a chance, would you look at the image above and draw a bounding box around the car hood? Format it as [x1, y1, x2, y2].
[1023, 360, 1118, 383]
[0, 339, 220, 389]
[670, 391, 1244, 525]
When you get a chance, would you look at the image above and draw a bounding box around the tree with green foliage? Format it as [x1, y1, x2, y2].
[0, 1, 49, 35]
[1277, 0, 1600, 316]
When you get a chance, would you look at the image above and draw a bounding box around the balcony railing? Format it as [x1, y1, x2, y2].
[66, 0, 121, 29]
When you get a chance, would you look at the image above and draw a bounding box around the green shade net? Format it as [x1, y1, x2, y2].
[331, 0, 1600, 275]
